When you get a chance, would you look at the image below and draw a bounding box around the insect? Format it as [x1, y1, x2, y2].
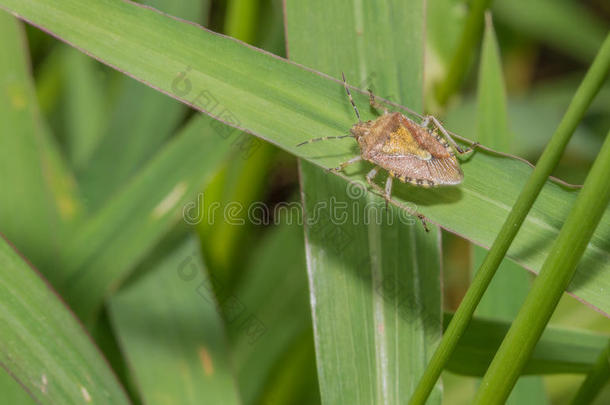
[298, 73, 476, 210]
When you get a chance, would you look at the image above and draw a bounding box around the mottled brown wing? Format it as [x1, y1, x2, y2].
[365, 114, 463, 186]
[372, 153, 463, 186]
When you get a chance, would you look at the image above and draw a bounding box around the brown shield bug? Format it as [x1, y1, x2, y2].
[298, 73, 477, 207]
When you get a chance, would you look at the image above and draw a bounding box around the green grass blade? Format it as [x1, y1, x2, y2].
[410, 32, 610, 405]
[473, 127, 610, 403]
[445, 313, 608, 376]
[34, 44, 64, 117]
[299, 164, 443, 404]
[434, 0, 492, 106]
[1, 0, 609, 316]
[61, 46, 107, 170]
[225, 0, 260, 44]
[197, 143, 275, 282]
[426, 0, 466, 71]
[227, 222, 317, 405]
[55, 115, 233, 324]
[569, 340, 610, 405]
[286, 1, 442, 403]
[0, 11, 83, 271]
[472, 14, 548, 404]
[108, 234, 241, 405]
[475, 14, 511, 152]
[0, 236, 130, 404]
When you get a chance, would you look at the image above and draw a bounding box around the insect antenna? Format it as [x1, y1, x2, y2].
[297, 134, 352, 147]
[342, 72, 361, 122]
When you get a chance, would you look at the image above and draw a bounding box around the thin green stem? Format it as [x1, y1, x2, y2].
[570, 340, 610, 405]
[225, 0, 260, 43]
[435, 0, 492, 106]
[473, 128, 610, 404]
[409, 32, 610, 405]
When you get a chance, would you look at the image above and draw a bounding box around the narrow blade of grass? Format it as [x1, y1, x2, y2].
[569, 340, 610, 405]
[410, 32, 610, 405]
[108, 234, 241, 405]
[1, 0, 609, 317]
[0, 236, 130, 405]
[475, 15, 511, 152]
[473, 127, 610, 403]
[61, 45, 108, 170]
[434, 0, 492, 106]
[472, 14, 548, 404]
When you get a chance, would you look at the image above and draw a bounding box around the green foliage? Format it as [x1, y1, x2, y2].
[0, 1, 608, 404]
[7, 0, 608, 315]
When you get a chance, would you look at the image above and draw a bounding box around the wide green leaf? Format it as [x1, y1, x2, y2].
[0, 236, 130, 405]
[2, 0, 608, 317]
[287, 0, 442, 403]
[300, 164, 442, 404]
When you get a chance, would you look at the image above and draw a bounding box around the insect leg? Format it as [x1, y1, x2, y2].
[368, 89, 389, 115]
[420, 116, 431, 128]
[296, 134, 352, 147]
[330, 155, 362, 172]
[417, 214, 430, 232]
[365, 167, 384, 195]
[427, 115, 479, 158]
[384, 175, 393, 210]
[342, 72, 361, 122]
